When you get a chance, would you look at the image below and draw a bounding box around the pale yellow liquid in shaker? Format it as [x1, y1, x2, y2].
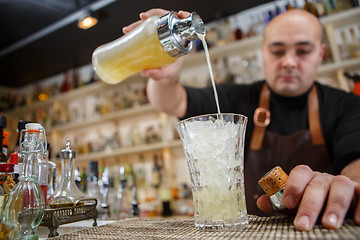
[92, 16, 176, 84]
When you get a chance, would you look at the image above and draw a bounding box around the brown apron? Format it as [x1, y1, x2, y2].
[245, 83, 333, 216]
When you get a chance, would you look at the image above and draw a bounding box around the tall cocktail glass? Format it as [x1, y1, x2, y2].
[176, 113, 248, 231]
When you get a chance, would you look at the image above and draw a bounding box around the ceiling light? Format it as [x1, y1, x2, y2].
[78, 11, 98, 30]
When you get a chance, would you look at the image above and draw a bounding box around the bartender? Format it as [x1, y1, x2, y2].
[124, 9, 360, 231]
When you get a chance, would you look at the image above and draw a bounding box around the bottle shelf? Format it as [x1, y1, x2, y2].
[318, 58, 360, 76]
[319, 7, 360, 28]
[183, 35, 263, 68]
[4, 74, 144, 117]
[4, 8, 360, 119]
[52, 139, 183, 162]
[47, 104, 156, 133]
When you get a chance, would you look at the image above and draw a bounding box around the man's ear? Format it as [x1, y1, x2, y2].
[318, 43, 325, 65]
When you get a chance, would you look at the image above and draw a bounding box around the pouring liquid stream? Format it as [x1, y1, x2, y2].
[197, 34, 222, 118]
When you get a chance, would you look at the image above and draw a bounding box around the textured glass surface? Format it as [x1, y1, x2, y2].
[176, 113, 249, 231]
[3, 127, 46, 239]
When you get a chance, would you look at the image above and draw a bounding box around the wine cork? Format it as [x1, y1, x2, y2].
[258, 166, 288, 197]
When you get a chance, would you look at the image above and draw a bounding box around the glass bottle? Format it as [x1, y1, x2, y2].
[48, 139, 85, 208]
[13, 120, 31, 178]
[339, 29, 350, 60]
[99, 167, 110, 219]
[0, 116, 7, 163]
[349, 27, 360, 59]
[92, 11, 205, 84]
[86, 161, 99, 201]
[0, 163, 16, 239]
[303, 0, 320, 17]
[151, 155, 161, 188]
[47, 161, 57, 200]
[3, 123, 47, 240]
[2, 131, 9, 159]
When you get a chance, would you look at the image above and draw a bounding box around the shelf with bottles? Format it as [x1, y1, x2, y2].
[322, 8, 360, 63]
[4, 76, 149, 133]
[57, 139, 183, 163]
[318, 58, 360, 75]
[180, 8, 360, 91]
[4, 73, 145, 118]
[47, 104, 155, 134]
[183, 7, 360, 67]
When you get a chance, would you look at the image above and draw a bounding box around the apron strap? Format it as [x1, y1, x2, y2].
[250, 84, 271, 150]
[308, 85, 325, 145]
[250, 83, 325, 150]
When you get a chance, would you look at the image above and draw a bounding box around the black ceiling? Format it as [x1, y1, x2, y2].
[0, 0, 272, 88]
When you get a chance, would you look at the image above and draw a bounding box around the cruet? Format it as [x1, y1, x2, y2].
[48, 139, 85, 208]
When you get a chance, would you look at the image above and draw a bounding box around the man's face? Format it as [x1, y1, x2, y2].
[262, 11, 324, 97]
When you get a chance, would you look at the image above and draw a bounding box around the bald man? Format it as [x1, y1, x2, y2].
[124, 9, 360, 231]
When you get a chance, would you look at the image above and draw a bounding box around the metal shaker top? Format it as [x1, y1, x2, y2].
[157, 11, 205, 58]
[60, 138, 75, 159]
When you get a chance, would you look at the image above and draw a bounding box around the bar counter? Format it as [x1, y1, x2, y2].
[39, 215, 360, 239]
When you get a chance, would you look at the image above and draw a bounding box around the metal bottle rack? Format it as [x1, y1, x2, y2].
[40, 198, 97, 238]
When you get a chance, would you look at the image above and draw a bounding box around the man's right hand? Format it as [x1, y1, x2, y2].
[122, 8, 189, 82]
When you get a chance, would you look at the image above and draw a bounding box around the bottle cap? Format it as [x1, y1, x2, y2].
[25, 123, 42, 130]
[17, 120, 31, 132]
[0, 163, 14, 173]
[60, 138, 75, 159]
[258, 166, 288, 196]
[3, 131, 9, 146]
[9, 153, 18, 165]
[157, 11, 205, 58]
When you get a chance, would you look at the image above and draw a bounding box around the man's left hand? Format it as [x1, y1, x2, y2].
[257, 164, 360, 231]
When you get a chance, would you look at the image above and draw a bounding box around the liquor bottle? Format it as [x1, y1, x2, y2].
[339, 29, 350, 60]
[80, 168, 87, 192]
[348, 27, 360, 59]
[303, 0, 319, 17]
[2, 131, 8, 159]
[114, 165, 130, 218]
[336, 0, 354, 11]
[86, 161, 100, 208]
[3, 123, 46, 239]
[315, 0, 327, 16]
[74, 163, 82, 189]
[60, 71, 70, 93]
[151, 155, 161, 188]
[47, 161, 57, 199]
[0, 162, 16, 239]
[286, 0, 295, 10]
[0, 116, 7, 163]
[323, 0, 335, 14]
[159, 174, 173, 217]
[99, 167, 111, 219]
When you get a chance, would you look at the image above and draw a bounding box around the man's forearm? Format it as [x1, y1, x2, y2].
[146, 78, 187, 118]
[341, 158, 360, 183]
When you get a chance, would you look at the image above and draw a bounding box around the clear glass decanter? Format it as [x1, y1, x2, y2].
[48, 139, 85, 208]
[3, 123, 46, 240]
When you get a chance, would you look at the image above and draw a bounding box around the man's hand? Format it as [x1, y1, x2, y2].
[122, 9, 189, 81]
[122, 8, 189, 117]
[257, 164, 360, 231]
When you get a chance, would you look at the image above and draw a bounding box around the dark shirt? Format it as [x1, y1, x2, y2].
[183, 80, 360, 174]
